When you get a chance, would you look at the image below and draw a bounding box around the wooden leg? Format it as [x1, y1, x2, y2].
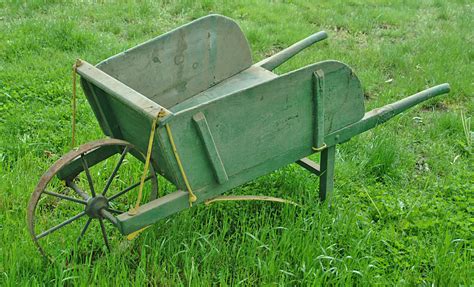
[319, 145, 336, 202]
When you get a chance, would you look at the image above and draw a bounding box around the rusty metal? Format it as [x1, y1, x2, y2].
[27, 138, 158, 259]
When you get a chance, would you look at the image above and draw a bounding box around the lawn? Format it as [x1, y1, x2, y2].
[0, 1, 472, 285]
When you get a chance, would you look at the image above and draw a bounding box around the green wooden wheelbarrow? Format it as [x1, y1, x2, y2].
[28, 14, 450, 258]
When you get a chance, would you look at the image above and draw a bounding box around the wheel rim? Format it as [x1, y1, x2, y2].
[27, 139, 158, 260]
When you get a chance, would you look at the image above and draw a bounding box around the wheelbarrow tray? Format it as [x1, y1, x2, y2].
[27, 14, 450, 258]
[73, 14, 449, 235]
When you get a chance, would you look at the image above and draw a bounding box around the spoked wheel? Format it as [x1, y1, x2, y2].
[27, 139, 158, 260]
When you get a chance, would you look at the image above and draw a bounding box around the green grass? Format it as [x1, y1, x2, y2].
[0, 1, 472, 285]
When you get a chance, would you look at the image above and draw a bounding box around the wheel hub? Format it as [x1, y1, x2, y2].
[85, 195, 109, 218]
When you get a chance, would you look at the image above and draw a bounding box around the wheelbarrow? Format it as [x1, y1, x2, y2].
[28, 14, 450, 258]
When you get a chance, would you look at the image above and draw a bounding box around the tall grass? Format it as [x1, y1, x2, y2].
[0, 1, 472, 285]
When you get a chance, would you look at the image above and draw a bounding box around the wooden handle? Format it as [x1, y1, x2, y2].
[256, 31, 328, 71]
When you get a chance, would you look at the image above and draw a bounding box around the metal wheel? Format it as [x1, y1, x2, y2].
[27, 138, 158, 260]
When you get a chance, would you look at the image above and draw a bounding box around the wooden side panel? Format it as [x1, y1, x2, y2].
[80, 60, 364, 195]
[107, 94, 183, 184]
[82, 82, 180, 185]
[321, 63, 365, 133]
[96, 14, 252, 109]
[80, 78, 121, 138]
[168, 60, 365, 192]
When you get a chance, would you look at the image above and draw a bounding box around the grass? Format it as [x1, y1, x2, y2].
[0, 0, 472, 285]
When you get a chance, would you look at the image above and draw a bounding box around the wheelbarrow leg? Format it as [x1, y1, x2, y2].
[319, 145, 336, 202]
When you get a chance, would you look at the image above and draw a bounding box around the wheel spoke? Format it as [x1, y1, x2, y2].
[66, 180, 90, 200]
[36, 211, 86, 239]
[103, 147, 129, 196]
[29, 139, 160, 258]
[43, 190, 87, 205]
[99, 218, 110, 251]
[77, 217, 92, 244]
[108, 175, 153, 201]
[106, 208, 123, 215]
[80, 154, 96, 197]
[100, 209, 118, 225]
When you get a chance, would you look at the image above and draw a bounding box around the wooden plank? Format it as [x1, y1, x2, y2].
[116, 190, 190, 235]
[154, 127, 184, 188]
[170, 66, 277, 113]
[96, 14, 253, 109]
[80, 79, 114, 137]
[192, 112, 228, 184]
[324, 83, 451, 146]
[103, 95, 181, 187]
[296, 157, 321, 176]
[83, 80, 123, 139]
[78, 60, 180, 187]
[76, 61, 172, 123]
[169, 60, 364, 191]
[256, 31, 328, 71]
[313, 70, 325, 149]
[116, 144, 311, 235]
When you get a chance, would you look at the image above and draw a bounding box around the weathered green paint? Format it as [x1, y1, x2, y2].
[81, 79, 119, 138]
[319, 146, 336, 202]
[114, 60, 365, 234]
[78, 61, 170, 122]
[256, 31, 328, 71]
[170, 66, 277, 113]
[323, 83, 451, 147]
[166, 60, 364, 193]
[192, 112, 228, 184]
[74, 14, 450, 235]
[97, 14, 253, 109]
[313, 70, 325, 149]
